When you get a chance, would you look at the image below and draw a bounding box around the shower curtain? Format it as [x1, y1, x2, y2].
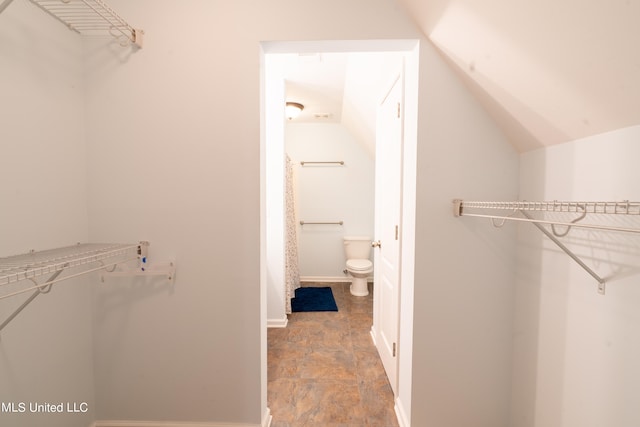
[285, 155, 301, 314]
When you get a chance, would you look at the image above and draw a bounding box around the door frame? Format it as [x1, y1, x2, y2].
[260, 39, 420, 425]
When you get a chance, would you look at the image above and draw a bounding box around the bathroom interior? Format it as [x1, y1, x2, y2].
[265, 49, 407, 424]
[265, 49, 407, 321]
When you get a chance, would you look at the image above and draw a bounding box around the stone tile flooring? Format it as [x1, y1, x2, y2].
[268, 282, 399, 427]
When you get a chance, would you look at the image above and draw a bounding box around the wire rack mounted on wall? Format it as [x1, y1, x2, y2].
[27, 0, 144, 47]
[453, 199, 640, 295]
[0, 242, 174, 336]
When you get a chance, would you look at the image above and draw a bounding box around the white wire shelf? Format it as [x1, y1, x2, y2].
[0, 243, 140, 290]
[453, 199, 640, 295]
[457, 200, 640, 216]
[27, 0, 143, 47]
[0, 242, 176, 336]
[453, 199, 640, 234]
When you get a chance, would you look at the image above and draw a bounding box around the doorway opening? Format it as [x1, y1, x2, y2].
[260, 39, 419, 426]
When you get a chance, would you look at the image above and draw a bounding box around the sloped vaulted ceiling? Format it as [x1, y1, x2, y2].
[397, 0, 640, 152]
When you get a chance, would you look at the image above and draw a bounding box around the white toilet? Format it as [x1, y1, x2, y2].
[343, 236, 374, 296]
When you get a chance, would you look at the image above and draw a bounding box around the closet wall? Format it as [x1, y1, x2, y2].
[285, 123, 374, 280]
[512, 125, 640, 427]
[409, 39, 519, 426]
[82, 0, 422, 425]
[0, 2, 94, 427]
[2, 0, 523, 425]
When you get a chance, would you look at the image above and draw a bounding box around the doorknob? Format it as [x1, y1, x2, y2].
[371, 240, 382, 248]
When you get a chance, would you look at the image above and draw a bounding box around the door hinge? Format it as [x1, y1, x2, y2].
[397, 102, 400, 118]
[395, 225, 399, 240]
[393, 342, 397, 357]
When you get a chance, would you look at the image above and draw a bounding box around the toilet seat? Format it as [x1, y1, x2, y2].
[346, 259, 373, 272]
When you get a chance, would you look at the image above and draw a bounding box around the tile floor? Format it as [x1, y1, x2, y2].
[267, 282, 399, 427]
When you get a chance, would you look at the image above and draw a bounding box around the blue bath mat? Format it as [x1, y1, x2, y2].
[291, 287, 338, 312]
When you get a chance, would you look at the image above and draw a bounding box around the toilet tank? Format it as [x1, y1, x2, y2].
[343, 236, 372, 259]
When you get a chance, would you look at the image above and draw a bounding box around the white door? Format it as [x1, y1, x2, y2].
[373, 71, 403, 395]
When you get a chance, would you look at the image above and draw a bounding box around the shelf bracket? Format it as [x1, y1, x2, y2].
[520, 210, 606, 295]
[101, 261, 176, 283]
[0, 269, 65, 339]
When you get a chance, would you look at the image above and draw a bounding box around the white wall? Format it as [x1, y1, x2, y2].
[286, 123, 374, 279]
[0, 2, 94, 426]
[83, 1, 421, 425]
[1, 0, 523, 425]
[512, 126, 640, 427]
[410, 40, 519, 427]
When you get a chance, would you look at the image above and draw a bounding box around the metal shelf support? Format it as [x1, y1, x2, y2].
[0, 241, 174, 336]
[453, 199, 640, 295]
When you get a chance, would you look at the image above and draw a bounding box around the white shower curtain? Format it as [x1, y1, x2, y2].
[285, 155, 301, 314]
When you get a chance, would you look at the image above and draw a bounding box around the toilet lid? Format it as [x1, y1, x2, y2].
[346, 259, 373, 271]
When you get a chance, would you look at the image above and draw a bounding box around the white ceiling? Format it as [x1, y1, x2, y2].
[285, 1, 640, 153]
[284, 51, 404, 157]
[397, 0, 640, 151]
[285, 52, 349, 124]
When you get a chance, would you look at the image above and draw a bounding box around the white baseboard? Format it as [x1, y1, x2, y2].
[267, 317, 288, 328]
[93, 420, 263, 427]
[92, 407, 272, 427]
[394, 396, 410, 427]
[262, 407, 272, 427]
[369, 326, 377, 347]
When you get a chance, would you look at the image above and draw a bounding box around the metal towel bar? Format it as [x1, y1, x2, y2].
[300, 221, 344, 226]
[300, 161, 344, 166]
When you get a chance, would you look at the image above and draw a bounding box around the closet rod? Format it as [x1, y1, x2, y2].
[456, 213, 640, 234]
[0, 258, 137, 301]
[300, 221, 344, 226]
[458, 200, 640, 215]
[300, 161, 344, 166]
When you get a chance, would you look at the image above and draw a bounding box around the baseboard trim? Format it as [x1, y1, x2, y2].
[92, 407, 271, 427]
[369, 326, 377, 347]
[394, 396, 410, 427]
[267, 317, 288, 328]
[262, 407, 272, 427]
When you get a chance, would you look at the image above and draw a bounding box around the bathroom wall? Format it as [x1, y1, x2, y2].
[285, 123, 375, 280]
[512, 126, 640, 427]
[0, 2, 94, 427]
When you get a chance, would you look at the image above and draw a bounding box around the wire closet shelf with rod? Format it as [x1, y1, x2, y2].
[453, 199, 640, 295]
[0, 242, 175, 337]
[0, 0, 144, 47]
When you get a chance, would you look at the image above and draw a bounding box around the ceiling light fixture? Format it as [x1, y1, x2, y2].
[285, 102, 304, 120]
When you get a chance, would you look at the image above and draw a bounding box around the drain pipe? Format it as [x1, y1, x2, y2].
[0, 0, 15, 14]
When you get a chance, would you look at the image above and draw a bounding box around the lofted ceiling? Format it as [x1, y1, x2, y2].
[284, 51, 403, 157]
[397, 0, 640, 151]
[283, 1, 639, 153]
[284, 52, 349, 124]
